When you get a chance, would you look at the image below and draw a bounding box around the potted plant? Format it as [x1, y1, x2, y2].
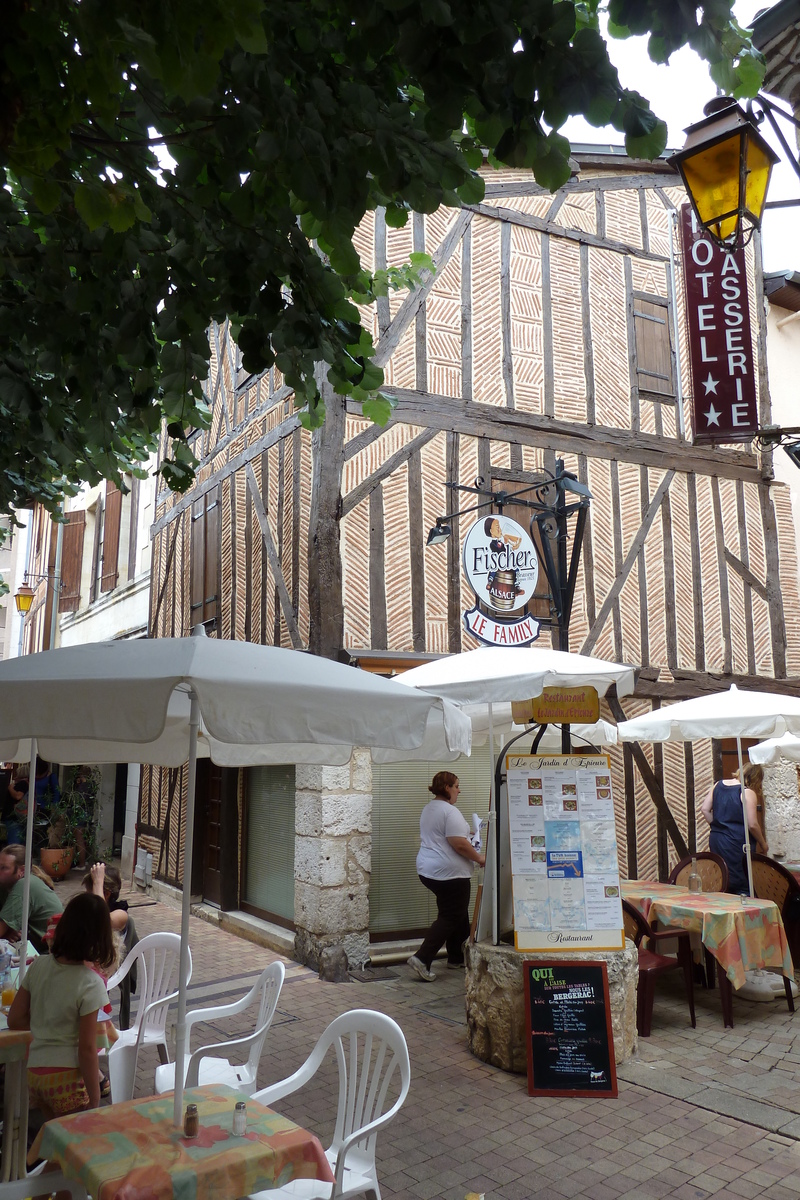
[40, 766, 100, 880]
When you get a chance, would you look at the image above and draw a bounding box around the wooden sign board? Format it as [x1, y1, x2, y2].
[524, 959, 617, 1097]
[512, 686, 600, 727]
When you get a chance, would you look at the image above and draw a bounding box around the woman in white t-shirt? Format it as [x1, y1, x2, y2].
[407, 772, 485, 982]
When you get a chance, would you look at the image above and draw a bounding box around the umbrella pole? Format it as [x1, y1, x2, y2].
[173, 692, 199, 1128]
[736, 736, 755, 898]
[19, 737, 37, 986]
[488, 703, 498, 946]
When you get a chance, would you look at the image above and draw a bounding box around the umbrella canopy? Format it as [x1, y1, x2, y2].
[749, 732, 800, 766]
[616, 685, 800, 744]
[396, 645, 636, 705]
[0, 633, 470, 1124]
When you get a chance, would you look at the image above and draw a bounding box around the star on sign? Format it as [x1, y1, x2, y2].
[705, 404, 722, 427]
[703, 374, 719, 394]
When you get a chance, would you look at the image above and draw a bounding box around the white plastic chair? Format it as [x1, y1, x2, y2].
[0, 1170, 88, 1200]
[105, 931, 192, 1103]
[153, 961, 285, 1096]
[247, 1008, 410, 1200]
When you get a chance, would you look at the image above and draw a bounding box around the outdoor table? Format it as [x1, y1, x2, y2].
[30, 1082, 336, 1200]
[621, 880, 795, 1027]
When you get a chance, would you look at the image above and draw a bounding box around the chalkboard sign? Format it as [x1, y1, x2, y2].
[524, 959, 617, 1097]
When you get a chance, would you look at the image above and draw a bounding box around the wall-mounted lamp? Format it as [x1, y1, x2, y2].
[14, 572, 58, 616]
[426, 521, 453, 546]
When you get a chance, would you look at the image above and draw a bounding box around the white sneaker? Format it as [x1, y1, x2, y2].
[407, 955, 436, 982]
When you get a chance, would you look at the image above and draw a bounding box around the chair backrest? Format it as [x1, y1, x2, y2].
[752, 853, 800, 913]
[669, 852, 729, 893]
[109, 931, 191, 1039]
[185, 961, 285, 1087]
[622, 899, 652, 948]
[312, 1009, 411, 1183]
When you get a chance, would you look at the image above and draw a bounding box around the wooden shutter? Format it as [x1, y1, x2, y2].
[190, 490, 220, 627]
[59, 510, 86, 612]
[101, 482, 122, 593]
[633, 295, 675, 400]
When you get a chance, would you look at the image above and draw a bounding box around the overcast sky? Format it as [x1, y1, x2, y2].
[561, 1, 799, 274]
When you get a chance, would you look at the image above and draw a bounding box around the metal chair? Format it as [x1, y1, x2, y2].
[105, 931, 192, 1103]
[623, 900, 696, 1037]
[247, 1008, 411, 1200]
[154, 961, 284, 1097]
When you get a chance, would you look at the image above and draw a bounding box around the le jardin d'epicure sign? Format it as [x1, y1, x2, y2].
[462, 514, 540, 647]
[680, 203, 758, 444]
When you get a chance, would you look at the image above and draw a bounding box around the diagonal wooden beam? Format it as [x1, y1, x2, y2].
[245, 462, 304, 649]
[606, 695, 689, 862]
[344, 417, 397, 462]
[723, 547, 768, 602]
[341, 429, 438, 517]
[373, 210, 473, 368]
[580, 470, 675, 655]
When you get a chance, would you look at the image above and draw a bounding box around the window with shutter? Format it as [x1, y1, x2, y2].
[633, 293, 675, 401]
[101, 482, 122, 593]
[89, 496, 104, 604]
[190, 488, 220, 628]
[59, 510, 86, 612]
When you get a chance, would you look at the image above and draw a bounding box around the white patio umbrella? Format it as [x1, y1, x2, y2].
[396, 646, 635, 942]
[0, 630, 470, 1125]
[617, 685, 800, 897]
[749, 732, 800, 766]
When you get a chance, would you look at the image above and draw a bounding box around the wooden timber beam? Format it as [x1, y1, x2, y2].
[466, 201, 669, 264]
[368, 389, 760, 482]
[723, 547, 769, 602]
[581, 470, 675, 656]
[341, 428, 438, 517]
[606, 695, 689, 861]
[373, 210, 473, 369]
[244, 462, 304, 650]
[634, 670, 800, 701]
[150, 412, 301, 538]
[308, 381, 346, 659]
[481, 172, 677, 200]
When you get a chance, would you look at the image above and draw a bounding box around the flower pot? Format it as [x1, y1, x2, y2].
[40, 847, 75, 881]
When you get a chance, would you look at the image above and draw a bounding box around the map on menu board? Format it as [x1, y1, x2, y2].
[506, 754, 624, 951]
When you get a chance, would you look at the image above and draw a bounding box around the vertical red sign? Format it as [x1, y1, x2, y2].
[680, 204, 758, 444]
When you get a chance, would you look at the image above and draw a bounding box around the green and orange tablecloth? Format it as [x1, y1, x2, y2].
[621, 880, 794, 990]
[32, 1083, 335, 1200]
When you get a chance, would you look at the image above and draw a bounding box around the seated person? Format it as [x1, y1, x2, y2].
[0, 844, 63, 952]
[83, 864, 129, 933]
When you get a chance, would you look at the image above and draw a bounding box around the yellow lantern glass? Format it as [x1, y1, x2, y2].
[670, 100, 778, 249]
[14, 584, 34, 615]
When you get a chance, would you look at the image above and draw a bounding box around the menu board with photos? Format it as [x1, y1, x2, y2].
[507, 754, 624, 951]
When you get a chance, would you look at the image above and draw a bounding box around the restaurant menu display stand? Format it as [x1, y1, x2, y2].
[524, 959, 617, 1097]
[506, 754, 624, 952]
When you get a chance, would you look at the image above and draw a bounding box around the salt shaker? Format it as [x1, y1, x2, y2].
[183, 1103, 199, 1138]
[233, 1100, 247, 1136]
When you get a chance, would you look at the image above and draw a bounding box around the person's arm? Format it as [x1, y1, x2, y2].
[0, 920, 19, 943]
[700, 785, 715, 827]
[744, 787, 769, 854]
[447, 836, 485, 867]
[7, 779, 25, 803]
[78, 1010, 101, 1108]
[7, 986, 30, 1030]
[89, 863, 106, 899]
[108, 909, 127, 932]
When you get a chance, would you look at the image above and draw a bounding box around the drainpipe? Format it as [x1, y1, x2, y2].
[48, 505, 65, 650]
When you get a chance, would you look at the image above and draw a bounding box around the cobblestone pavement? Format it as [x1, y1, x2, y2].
[51, 875, 800, 1200]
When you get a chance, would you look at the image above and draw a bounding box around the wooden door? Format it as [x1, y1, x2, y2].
[195, 760, 223, 906]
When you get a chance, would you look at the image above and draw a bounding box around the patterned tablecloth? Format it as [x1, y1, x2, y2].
[621, 880, 794, 990]
[32, 1083, 335, 1200]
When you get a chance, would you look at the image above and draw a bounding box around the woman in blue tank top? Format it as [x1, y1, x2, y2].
[700, 763, 768, 894]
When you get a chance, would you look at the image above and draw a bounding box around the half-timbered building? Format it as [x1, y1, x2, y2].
[144, 149, 800, 966]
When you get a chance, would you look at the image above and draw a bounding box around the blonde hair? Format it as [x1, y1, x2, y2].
[736, 762, 764, 797]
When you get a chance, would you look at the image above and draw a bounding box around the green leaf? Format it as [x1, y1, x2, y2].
[74, 184, 112, 231]
[31, 178, 61, 214]
[361, 393, 395, 425]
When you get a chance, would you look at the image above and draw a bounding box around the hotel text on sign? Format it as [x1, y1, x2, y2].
[680, 204, 757, 444]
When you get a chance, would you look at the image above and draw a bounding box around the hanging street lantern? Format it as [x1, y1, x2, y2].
[14, 583, 35, 615]
[669, 97, 779, 251]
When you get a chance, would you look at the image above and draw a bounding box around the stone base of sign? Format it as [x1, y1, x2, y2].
[464, 938, 638, 1073]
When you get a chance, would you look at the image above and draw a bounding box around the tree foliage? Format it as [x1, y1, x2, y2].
[0, 0, 762, 513]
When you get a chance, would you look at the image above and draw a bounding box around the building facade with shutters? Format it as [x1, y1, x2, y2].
[14, 468, 158, 860]
[141, 150, 800, 967]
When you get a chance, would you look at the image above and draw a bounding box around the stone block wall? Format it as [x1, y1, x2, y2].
[763, 762, 800, 862]
[293, 749, 373, 970]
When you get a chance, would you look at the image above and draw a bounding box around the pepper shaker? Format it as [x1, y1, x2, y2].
[233, 1100, 247, 1136]
[183, 1103, 199, 1138]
